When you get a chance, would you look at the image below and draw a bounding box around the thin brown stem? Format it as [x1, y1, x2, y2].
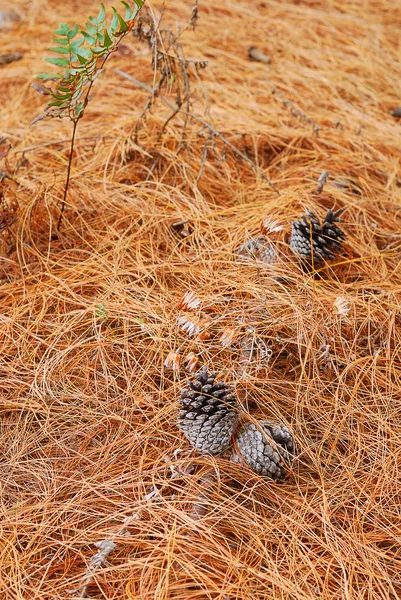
[57, 117, 79, 231]
[56, 54, 111, 232]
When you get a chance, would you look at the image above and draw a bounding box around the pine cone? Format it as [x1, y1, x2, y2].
[178, 367, 238, 454]
[236, 236, 278, 265]
[290, 207, 345, 262]
[231, 420, 294, 480]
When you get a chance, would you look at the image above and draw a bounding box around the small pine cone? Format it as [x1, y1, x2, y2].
[290, 208, 345, 262]
[178, 367, 238, 454]
[232, 420, 294, 480]
[236, 236, 278, 265]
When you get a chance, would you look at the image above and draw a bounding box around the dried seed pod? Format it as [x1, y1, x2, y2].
[236, 235, 278, 264]
[178, 367, 238, 454]
[289, 208, 345, 262]
[232, 420, 294, 480]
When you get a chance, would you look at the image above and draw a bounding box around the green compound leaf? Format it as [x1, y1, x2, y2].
[95, 3, 106, 25]
[48, 98, 69, 107]
[34, 1, 145, 123]
[103, 28, 113, 47]
[85, 23, 98, 36]
[75, 46, 92, 59]
[91, 45, 108, 54]
[81, 30, 96, 44]
[70, 38, 84, 49]
[75, 101, 85, 117]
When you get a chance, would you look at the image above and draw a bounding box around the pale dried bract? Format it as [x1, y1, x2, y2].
[260, 216, 284, 236]
[180, 291, 201, 311]
[184, 352, 199, 372]
[220, 327, 237, 348]
[164, 350, 181, 371]
[177, 315, 200, 337]
[333, 296, 350, 318]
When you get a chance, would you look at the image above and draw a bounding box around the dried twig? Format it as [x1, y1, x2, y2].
[68, 485, 161, 597]
[272, 87, 320, 134]
[314, 169, 329, 194]
[114, 69, 280, 194]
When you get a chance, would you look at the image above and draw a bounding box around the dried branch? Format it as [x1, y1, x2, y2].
[272, 86, 320, 134]
[314, 169, 329, 194]
[68, 486, 160, 597]
[114, 69, 280, 194]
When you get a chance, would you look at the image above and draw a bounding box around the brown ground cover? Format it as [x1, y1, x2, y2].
[1, 0, 401, 598]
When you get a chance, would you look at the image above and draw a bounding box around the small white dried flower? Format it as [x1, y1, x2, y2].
[261, 216, 284, 236]
[177, 315, 200, 337]
[164, 350, 181, 371]
[333, 296, 350, 318]
[179, 291, 201, 311]
[220, 327, 237, 348]
[184, 352, 199, 372]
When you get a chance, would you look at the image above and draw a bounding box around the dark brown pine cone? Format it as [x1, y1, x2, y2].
[231, 420, 295, 480]
[178, 367, 238, 454]
[289, 207, 346, 262]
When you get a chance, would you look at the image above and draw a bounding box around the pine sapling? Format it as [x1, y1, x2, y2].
[32, 1, 144, 230]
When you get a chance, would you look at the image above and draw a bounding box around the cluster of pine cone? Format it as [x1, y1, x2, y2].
[237, 207, 346, 266]
[178, 367, 294, 481]
[177, 207, 347, 478]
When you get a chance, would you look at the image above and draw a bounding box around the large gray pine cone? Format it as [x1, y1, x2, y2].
[178, 367, 238, 454]
[290, 208, 345, 262]
[232, 420, 294, 480]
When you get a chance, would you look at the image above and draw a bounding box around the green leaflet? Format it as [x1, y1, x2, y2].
[67, 24, 79, 39]
[44, 57, 70, 67]
[54, 23, 70, 35]
[35, 72, 63, 80]
[121, 1, 132, 20]
[48, 46, 70, 54]
[52, 37, 69, 45]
